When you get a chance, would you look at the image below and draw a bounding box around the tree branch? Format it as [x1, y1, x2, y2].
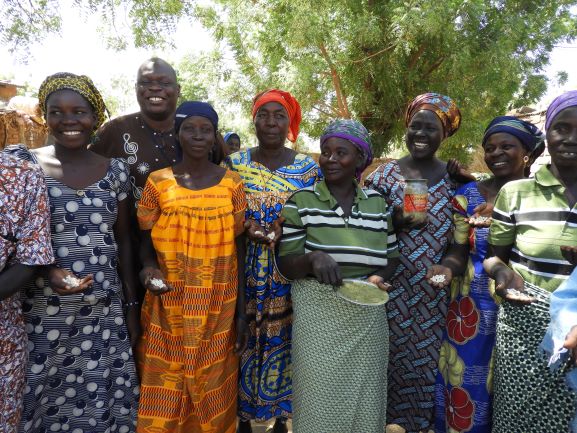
[318, 42, 351, 118]
[424, 56, 446, 77]
[349, 44, 396, 64]
[408, 44, 427, 70]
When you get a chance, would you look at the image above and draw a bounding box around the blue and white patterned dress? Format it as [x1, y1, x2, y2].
[7, 146, 139, 433]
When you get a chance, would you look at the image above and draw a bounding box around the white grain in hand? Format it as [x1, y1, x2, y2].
[150, 278, 166, 289]
[62, 275, 82, 288]
[430, 274, 446, 284]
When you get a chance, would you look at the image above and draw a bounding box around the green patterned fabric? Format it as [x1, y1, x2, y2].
[291, 279, 388, 433]
[493, 283, 577, 433]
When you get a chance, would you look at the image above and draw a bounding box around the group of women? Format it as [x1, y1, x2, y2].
[1, 69, 576, 433]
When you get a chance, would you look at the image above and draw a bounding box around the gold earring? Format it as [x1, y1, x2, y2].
[523, 156, 529, 164]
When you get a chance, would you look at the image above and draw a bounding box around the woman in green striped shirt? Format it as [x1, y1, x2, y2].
[484, 91, 577, 433]
[277, 119, 399, 433]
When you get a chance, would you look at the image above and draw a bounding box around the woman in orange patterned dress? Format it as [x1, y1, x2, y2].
[136, 101, 248, 433]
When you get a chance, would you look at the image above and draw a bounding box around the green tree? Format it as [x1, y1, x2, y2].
[194, 0, 577, 159]
[177, 50, 258, 147]
[3, 0, 576, 160]
[0, 0, 192, 51]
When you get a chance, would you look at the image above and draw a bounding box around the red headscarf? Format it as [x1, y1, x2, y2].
[252, 89, 302, 142]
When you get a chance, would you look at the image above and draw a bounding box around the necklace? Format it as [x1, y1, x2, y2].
[251, 149, 285, 231]
[140, 118, 181, 165]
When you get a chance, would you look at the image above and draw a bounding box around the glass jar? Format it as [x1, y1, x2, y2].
[403, 179, 428, 224]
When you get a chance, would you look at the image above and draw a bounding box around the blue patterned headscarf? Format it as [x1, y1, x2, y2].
[545, 90, 577, 131]
[175, 101, 219, 134]
[223, 132, 240, 143]
[321, 119, 373, 181]
[482, 116, 545, 158]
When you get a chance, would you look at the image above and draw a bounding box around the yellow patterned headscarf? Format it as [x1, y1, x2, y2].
[38, 72, 108, 129]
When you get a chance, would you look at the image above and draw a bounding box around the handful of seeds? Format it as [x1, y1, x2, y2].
[506, 288, 533, 301]
[254, 230, 275, 240]
[63, 275, 82, 288]
[429, 274, 447, 284]
[468, 216, 490, 225]
[149, 278, 166, 289]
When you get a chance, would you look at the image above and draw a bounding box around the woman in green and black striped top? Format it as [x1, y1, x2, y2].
[484, 91, 577, 433]
[277, 119, 399, 433]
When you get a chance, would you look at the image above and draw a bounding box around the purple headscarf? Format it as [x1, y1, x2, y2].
[320, 119, 373, 181]
[545, 90, 577, 131]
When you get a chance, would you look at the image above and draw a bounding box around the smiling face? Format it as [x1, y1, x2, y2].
[483, 132, 528, 180]
[547, 106, 577, 172]
[405, 109, 444, 160]
[136, 60, 180, 120]
[254, 102, 290, 149]
[45, 89, 97, 149]
[319, 137, 362, 184]
[178, 116, 215, 160]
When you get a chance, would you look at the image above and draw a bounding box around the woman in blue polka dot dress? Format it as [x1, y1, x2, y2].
[5, 73, 140, 433]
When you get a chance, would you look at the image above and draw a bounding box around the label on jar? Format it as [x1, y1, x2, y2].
[404, 193, 427, 213]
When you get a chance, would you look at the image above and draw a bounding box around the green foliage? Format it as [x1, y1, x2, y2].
[97, 74, 136, 117]
[2, 0, 576, 161]
[176, 50, 258, 147]
[195, 0, 577, 161]
[0, 0, 61, 53]
[0, 0, 194, 51]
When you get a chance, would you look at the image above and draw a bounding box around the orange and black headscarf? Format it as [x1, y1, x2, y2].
[252, 89, 302, 142]
[405, 93, 461, 138]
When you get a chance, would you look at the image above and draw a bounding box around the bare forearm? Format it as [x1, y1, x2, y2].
[139, 230, 160, 270]
[371, 257, 400, 281]
[483, 256, 510, 280]
[0, 264, 37, 300]
[440, 243, 469, 277]
[116, 235, 139, 303]
[277, 253, 315, 280]
[235, 236, 247, 318]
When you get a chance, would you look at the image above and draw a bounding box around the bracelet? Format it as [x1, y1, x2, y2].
[125, 300, 140, 307]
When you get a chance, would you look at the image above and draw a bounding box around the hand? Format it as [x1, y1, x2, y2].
[561, 245, 577, 266]
[392, 205, 428, 231]
[309, 251, 342, 286]
[563, 325, 577, 365]
[139, 266, 172, 295]
[267, 216, 285, 250]
[426, 265, 453, 288]
[234, 315, 249, 355]
[125, 307, 141, 351]
[466, 203, 494, 227]
[447, 159, 475, 184]
[47, 267, 93, 295]
[244, 220, 272, 245]
[366, 275, 392, 292]
[493, 266, 534, 306]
